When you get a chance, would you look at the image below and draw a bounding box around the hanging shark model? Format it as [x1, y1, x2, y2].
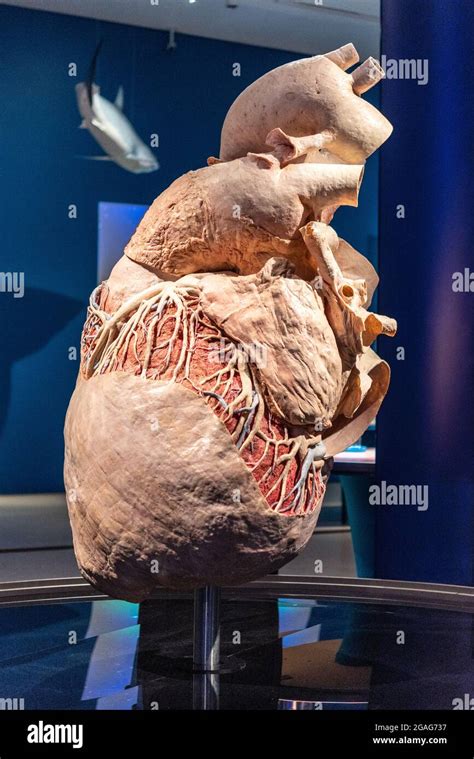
[76, 42, 159, 174]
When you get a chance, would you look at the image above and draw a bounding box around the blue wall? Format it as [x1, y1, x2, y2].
[0, 5, 379, 493]
[376, 0, 474, 584]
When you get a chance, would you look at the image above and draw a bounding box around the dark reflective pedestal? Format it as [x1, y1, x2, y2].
[0, 576, 473, 710]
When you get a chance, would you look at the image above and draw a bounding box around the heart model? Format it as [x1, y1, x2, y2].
[65, 44, 396, 601]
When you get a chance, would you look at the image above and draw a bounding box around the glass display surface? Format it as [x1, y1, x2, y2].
[0, 594, 471, 711]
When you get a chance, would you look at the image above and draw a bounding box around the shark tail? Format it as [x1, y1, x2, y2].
[87, 39, 103, 105]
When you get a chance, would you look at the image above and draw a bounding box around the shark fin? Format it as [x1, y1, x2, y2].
[91, 117, 106, 130]
[78, 120, 88, 129]
[79, 155, 114, 161]
[114, 86, 124, 111]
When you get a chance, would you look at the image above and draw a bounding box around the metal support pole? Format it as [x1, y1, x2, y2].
[192, 586, 221, 709]
[193, 585, 221, 672]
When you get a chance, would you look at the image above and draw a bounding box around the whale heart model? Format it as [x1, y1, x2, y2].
[64, 44, 396, 601]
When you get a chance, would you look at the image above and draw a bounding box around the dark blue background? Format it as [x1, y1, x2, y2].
[0, 4, 379, 494]
[376, 0, 474, 584]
